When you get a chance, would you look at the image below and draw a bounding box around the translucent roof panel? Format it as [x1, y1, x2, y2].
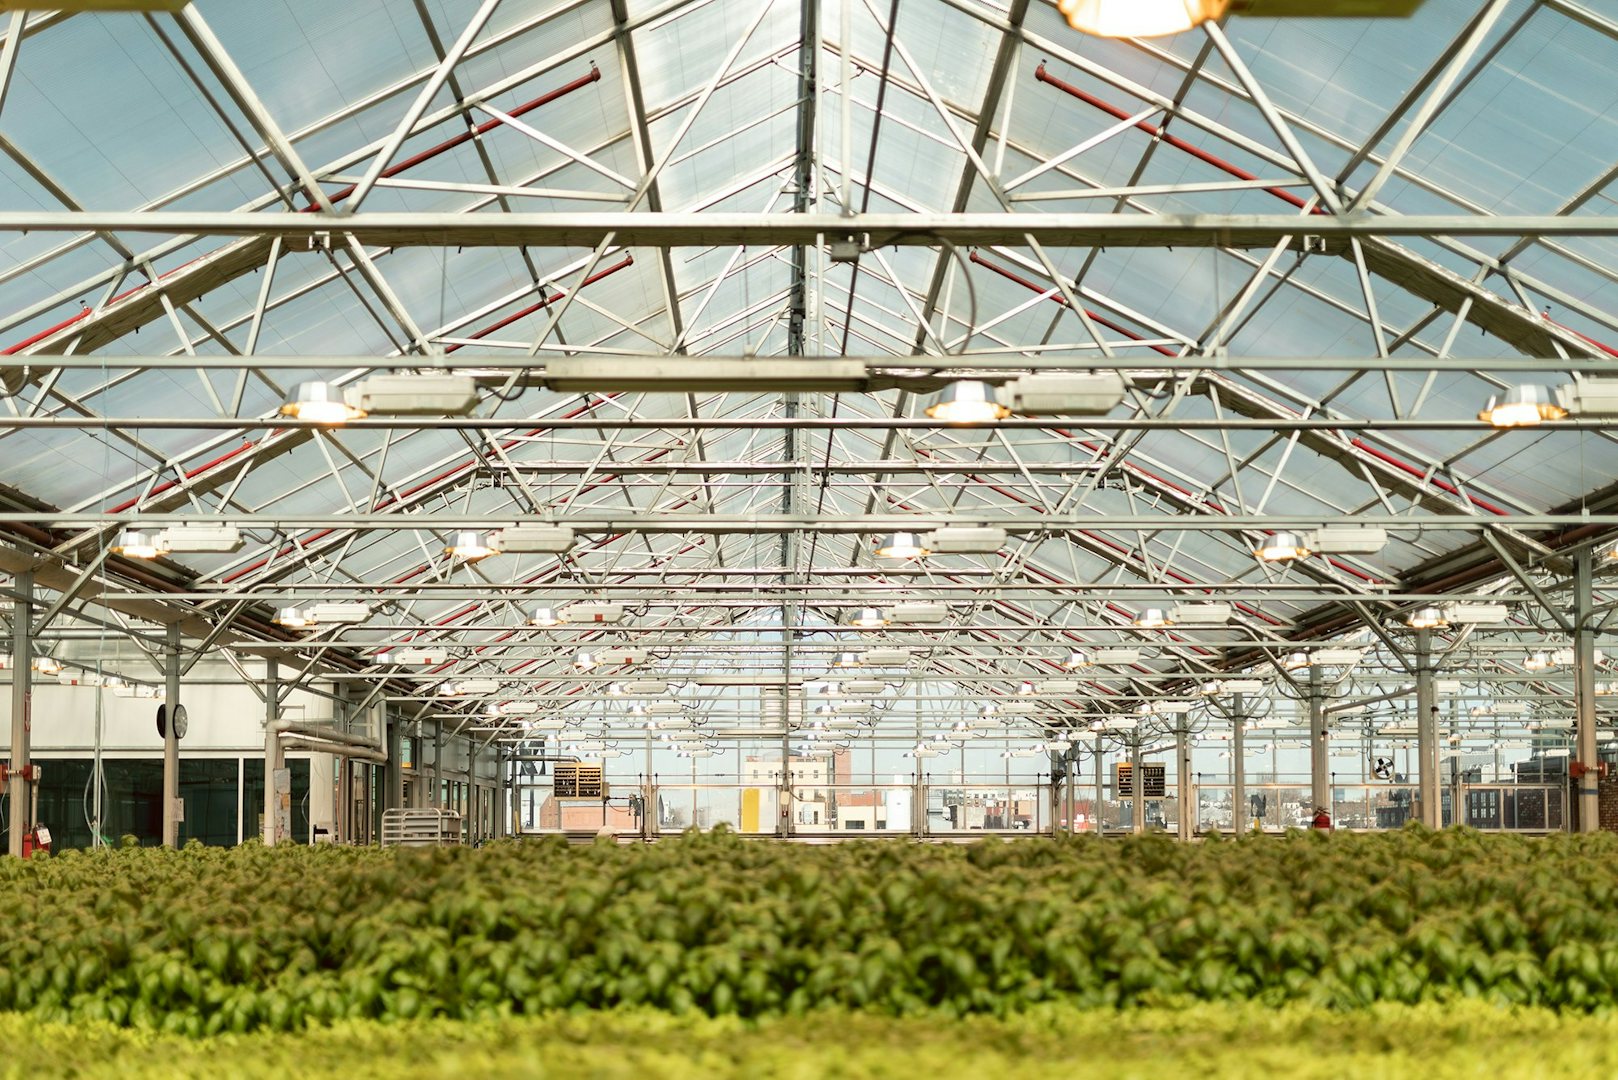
[0, 0, 1614, 711]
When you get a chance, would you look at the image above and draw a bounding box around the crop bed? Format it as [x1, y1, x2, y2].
[9, 1005, 1618, 1079]
[5, 828, 1618, 1035]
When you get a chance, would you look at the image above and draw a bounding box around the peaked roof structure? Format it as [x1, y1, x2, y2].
[2, 0, 1618, 768]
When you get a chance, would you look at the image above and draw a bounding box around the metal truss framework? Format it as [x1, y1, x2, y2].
[2, 0, 1618, 841]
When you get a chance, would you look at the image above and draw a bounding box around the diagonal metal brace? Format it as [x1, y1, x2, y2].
[1483, 529, 1574, 634]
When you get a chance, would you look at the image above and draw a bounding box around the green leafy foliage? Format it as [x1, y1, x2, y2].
[8, 1003, 1618, 1078]
[6, 828, 1618, 1033]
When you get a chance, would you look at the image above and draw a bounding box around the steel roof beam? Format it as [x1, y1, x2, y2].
[4, 210, 1617, 246]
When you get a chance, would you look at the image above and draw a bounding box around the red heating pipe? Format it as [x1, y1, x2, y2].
[969, 251, 1387, 582]
[970, 248, 1504, 521]
[305, 65, 601, 210]
[1034, 62, 1319, 214]
[445, 253, 633, 352]
[4, 68, 602, 356]
[1035, 62, 1618, 359]
[112, 253, 634, 519]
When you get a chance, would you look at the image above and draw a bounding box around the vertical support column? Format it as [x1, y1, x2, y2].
[495, 746, 509, 839]
[331, 691, 347, 845]
[1176, 728, 1192, 841]
[1130, 738, 1143, 834]
[385, 710, 403, 813]
[778, 700, 793, 839]
[1309, 663, 1329, 823]
[162, 623, 181, 848]
[1415, 628, 1440, 828]
[1093, 734, 1104, 835]
[263, 660, 285, 845]
[8, 572, 31, 857]
[1049, 755, 1060, 835]
[1232, 694, 1247, 832]
[643, 726, 654, 841]
[433, 721, 444, 809]
[1236, 696, 1249, 835]
[1575, 549, 1600, 833]
[1062, 760, 1073, 834]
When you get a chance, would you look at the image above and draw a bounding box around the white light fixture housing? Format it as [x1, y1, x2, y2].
[306, 602, 368, 625]
[351, 374, 479, 416]
[443, 680, 498, 696]
[1199, 680, 1224, 697]
[1017, 680, 1037, 696]
[1002, 372, 1128, 415]
[31, 656, 62, 676]
[925, 380, 1009, 424]
[1281, 650, 1311, 671]
[1133, 607, 1173, 629]
[493, 525, 575, 555]
[1311, 649, 1364, 666]
[1405, 606, 1449, 629]
[528, 606, 562, 627]
[280, 380, 365, 425]
[1093, 648, 1142, 665]
[574, 651, 598, 671]
[1479, 384, 1568, 428]
[274, 605, 313, 629]
[1565, 378, 1618, 418]
[1062, 650, 1092, 670]
[444, 530, 500, 560]
[564, 602, 625, 624]
[110, 528, 169, 560]
[1313, 527, 1389, 555]
[922, 526, 1007, 554]
[834, 651, 863, 669]
[598, 648, 647, 666]
[1448, 603, 1510, 625]
[1221, 679, 1265, 694]
[842, 679, 888, 695]
[874, 531, 930, 559]
[861, 648, 914, 666]
[887, 602, 948, 624]
[625, 680, 671, 695]
[1254, 531, 1312, 563]
[161, 524, 244, 554]
[1170, 602, 1231, 625]
[1524, 651, 1555, 672]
